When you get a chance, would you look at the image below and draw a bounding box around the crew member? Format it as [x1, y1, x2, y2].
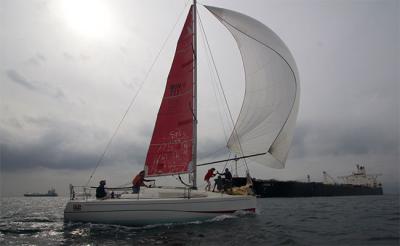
[96, 180, 110, 199]
[219, 168, 233, 180]
[132, 170, 152, 193]
[204, 168, 216, 191]
[219, 168, 233, 192]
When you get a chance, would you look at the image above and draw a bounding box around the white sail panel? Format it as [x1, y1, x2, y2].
[206, 6, 300, 168]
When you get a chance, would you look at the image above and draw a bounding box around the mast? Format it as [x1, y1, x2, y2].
[191, 0, 198, 188]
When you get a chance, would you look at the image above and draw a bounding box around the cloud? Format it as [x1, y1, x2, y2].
[0, 112, 231, 173]
[5, 69, 66, 100]
[63, 52, 75, 61]
[1, 117, 23, 129]
[198, 138, 229, 162]
[25, 53, 47, 66]
[1, 118, 96, 171]
[2, 113, 397, 175]
[5, 69, 37, 90]
[0, 0, 398, 198]
[0, 116, 148, 172]
[290, 121, 399, 159]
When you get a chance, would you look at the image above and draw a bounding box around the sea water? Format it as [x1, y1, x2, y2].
[0, 195, 399, 245]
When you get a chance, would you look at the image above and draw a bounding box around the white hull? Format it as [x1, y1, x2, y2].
[64, 191, 256, 226]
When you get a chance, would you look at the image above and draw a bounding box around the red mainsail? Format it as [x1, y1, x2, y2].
[145, 7, 194, 177]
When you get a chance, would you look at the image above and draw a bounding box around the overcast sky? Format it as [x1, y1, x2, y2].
[1, 0, 399, 196]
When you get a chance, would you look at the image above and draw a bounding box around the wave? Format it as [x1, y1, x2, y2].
[0, 227, 42, 235]
[368, 236, 400, 242]
[62, 210, 256, 231]
[388, 217, 399, 221]
[15, 217, 54, 223]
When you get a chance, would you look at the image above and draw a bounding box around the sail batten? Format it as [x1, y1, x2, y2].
[206, 6, 300, 169]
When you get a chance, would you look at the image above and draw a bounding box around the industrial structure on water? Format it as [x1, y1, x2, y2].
[233, 165, 383, 197]
[24, 188, 58, 197]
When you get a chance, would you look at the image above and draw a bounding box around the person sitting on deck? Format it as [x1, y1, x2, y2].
[96, 180, 110, 199]
[132, 170, 152, 194]
[204, 168, 216, 191]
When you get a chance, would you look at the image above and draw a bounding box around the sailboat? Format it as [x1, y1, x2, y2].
[64, 1, 299, 226]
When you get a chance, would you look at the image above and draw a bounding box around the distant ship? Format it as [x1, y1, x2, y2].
[233, 165, 383, 197]
[24, 188, 58, 197]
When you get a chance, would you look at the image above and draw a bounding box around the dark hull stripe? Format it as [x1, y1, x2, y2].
[65, 208, 256, 214]
[68, 198, 254, 207]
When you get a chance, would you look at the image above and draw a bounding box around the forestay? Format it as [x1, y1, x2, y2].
[206, 6, 300, 169]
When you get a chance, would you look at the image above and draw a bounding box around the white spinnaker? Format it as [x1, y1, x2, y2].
[206, 6, 300, 169]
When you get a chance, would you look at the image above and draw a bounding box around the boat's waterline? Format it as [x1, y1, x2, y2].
[64, 193, 256, 226]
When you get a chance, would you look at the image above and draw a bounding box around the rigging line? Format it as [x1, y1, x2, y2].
[221, 151, 232, 171]
[207, 8, 299, 156]
[198, 10, 249, 172]
[197, 5, 242, 168]
[85, 3, 191, 186]
[178, 175, 192, 187]
[198, 15, 230, 143]
[197, 7, 235, 167]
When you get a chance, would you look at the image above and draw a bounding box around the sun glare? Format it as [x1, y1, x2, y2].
[60, 0, 115, 39]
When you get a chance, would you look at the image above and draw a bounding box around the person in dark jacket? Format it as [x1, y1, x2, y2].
[96, 180, 109, 199]
[212, 175, 223, 192]
[218, 168, 233, 192]
[219, 168, 233, 180]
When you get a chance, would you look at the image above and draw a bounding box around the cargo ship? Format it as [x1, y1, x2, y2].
[232, 165, 383, 197]
[24, 188, 58, 197]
